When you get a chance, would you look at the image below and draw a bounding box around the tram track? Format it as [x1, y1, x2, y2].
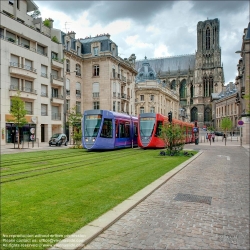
[1, 149, 145, 184]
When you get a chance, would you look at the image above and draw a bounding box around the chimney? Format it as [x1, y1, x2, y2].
[68, 31, 76, 39]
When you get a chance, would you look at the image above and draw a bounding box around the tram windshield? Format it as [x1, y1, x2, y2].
[139, 117, 155, 137]
[84, 114, 102, 137]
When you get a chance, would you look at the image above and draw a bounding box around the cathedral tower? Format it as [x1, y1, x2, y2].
[192, 18, 224, 127]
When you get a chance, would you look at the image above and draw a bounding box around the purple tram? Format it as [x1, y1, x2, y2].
[82, 109, 138, 150]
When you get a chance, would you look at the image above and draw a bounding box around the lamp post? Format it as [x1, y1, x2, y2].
[63, 70, 77, 136]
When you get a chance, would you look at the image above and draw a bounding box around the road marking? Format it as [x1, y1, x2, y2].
[217, 155, 230, 161]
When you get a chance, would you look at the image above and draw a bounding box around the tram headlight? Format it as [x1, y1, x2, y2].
[93, 138, 96, 142]
[85, 138, 88, 142]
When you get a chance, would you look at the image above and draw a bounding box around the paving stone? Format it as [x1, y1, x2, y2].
[83, 145, 249, 249]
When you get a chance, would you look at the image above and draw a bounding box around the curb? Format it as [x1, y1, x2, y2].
[50, 150, 203, 250]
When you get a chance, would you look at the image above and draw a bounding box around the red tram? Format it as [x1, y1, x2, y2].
[138, 113, 195, 149]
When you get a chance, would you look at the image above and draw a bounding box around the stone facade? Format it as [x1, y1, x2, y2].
[235, 22, 250, 144]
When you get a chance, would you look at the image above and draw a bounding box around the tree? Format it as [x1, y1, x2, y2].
[9, 92, 27, 149]
[220, 117, 233, 146]
[51, 36, 59, 43]
[43, 19, 51, 28]
[159, 122, 185, 155]
[67, 106, 82, 146]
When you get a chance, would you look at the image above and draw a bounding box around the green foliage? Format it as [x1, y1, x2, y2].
[9, 92, 27, 148]
[220, 117, 233, 132]
[159, 122, 185, 155]
[67, 106, 82, 145]
[207, 125, 215, 132]
[51, 36, 59, 43]
[43, 18, 51, 28]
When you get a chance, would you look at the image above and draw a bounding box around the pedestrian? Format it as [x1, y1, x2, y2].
[233, 131, 235, 136]
[206, 133, 208, 142]
[212, 133, 215, 142]
[222, 133, 226, 141]
[208, 133, 212, 145]
[230, 132, 232, 136]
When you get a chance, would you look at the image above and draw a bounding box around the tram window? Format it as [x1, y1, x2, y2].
[155, 121, 163, 137]
[115, 120, 119, 138]
[125, 122, 130, 138]
[134, 124, 138, 137]
[100, 119, 113, 138]
[119, 122, 125, 138]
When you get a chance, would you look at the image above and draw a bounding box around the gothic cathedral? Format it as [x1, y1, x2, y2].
[135, 18, 224, 127]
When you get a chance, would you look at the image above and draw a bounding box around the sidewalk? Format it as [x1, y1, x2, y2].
[50, 142, 249, 250]
[0, 141, 70, 155]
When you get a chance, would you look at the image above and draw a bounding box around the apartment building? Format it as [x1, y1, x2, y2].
[135, 57, 179, 118]
[212, 82, 239, 131]
[0, 0, 63, 146]
[235, 22, 250, 144]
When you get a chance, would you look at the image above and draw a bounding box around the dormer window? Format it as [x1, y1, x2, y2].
[93, 47, 99, 56]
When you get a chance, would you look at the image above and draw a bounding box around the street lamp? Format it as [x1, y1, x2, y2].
[63, 70, 77, 136]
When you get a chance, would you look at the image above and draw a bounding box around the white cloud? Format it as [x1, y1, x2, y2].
[154, 44, 171, 58]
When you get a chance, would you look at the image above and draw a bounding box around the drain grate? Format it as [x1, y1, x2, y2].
[174, 193, 212, 205]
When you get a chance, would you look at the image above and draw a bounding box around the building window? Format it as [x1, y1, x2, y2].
[204, 107, 212, 122]
[51, 52, 58, 59]
[93, 47, 99, 56]
[52, 88, 58, 98]
[66, 100, 70, 112]
[93, 82, 99, 97]
[76, 82, 81, 97]
[140, 95, 144, 101]
[37, 44, 46, 56]
[66, 79, 70, 95]
[140, 107, 145, 114]
[41, 104, 48, 116]
[25, 102, 32, 115]
[191, 107, 198, 122]
[180, 79, 187, 98]
[41, 84, 47, 97]
[10, 77, 19, 90]
[117, 102, 120, 112]
[93, 101, 99, 110]
[66, 59, 70, 72]
[24, 59, 33, 71]
[93, 65, 99, 76]
[150, 95, 154, 101]
[150, 107, 155, 113]
[41, 65, 47, 78]
[76, 64, 81, 76]
[171, 80, 176, 90]
[24, 81, 32, 93]
[76, 102, 81, 114]
[206, 27, 210, 50]
[113, 101, 116, 111]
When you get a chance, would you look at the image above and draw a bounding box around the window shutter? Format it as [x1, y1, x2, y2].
[11, 55, 18, 64]
[66, 79, 70, 90]
[93, 82, 99, 92]
[76, 82, 81, 90]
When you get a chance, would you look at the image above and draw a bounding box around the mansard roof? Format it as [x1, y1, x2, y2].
[135, 54, 195, 75]
[217, 82, 237, 100]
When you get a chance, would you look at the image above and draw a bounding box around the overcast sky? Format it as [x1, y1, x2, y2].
[35, 1, 249, 84]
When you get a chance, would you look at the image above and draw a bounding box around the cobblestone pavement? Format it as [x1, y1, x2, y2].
[83, 145, 249, 249]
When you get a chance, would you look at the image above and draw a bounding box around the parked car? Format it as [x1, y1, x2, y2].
[214, 131, 223, 136]
[49, 133, 68, 146]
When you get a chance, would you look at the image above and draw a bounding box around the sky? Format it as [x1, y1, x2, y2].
[34, 1, 249, 84]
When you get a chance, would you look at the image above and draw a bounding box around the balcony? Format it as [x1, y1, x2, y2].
[50, 95, 64, 104]
[52, 58, 63, 69]
[110, 72, 120, 80]
[41, 92, 48, 97]
[51, 75, 64, 87]
[121, 75, 127, 83]
[76, 72, 81, 77]
[113, 92, 116, 98]
[241, 86, 245, 96]
[9, 85, 37, 99]
[121, 93, 127, 100]
[9, 62, 37, 79]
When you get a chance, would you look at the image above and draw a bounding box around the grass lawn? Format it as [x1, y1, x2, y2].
[1, 148, 196, 250]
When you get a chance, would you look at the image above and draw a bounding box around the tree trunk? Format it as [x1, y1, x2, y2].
[17, 127, 20, 149]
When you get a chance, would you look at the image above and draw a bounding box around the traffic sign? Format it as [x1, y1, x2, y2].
[238, 120, 244, 127]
